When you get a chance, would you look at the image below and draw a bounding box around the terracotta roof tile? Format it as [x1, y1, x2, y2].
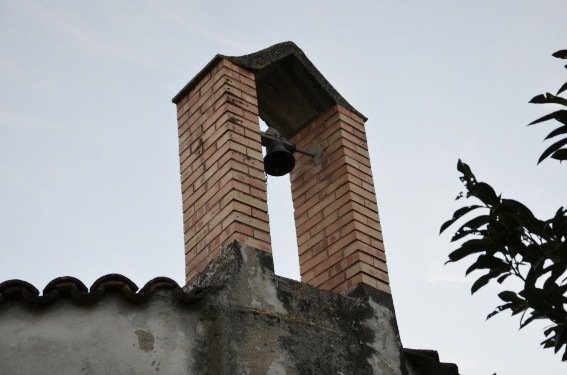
[0, 274, 203, 306]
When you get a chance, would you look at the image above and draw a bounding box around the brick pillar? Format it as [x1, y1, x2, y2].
[291, 105, 389, 294]
[174, 59, 271, 282]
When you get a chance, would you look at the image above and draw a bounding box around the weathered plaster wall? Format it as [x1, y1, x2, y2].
[0, 289, 200, 374]
[184, 243, 406, 374]
[0, 243, 456, 374]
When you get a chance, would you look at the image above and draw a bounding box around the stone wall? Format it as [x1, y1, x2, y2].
[0, 243, 429, 374]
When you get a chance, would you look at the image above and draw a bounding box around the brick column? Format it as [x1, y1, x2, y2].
[291, 105, 389, 294]
[174, 59, 271, 282]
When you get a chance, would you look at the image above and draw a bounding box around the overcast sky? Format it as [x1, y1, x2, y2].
[1, 1, 566, 374]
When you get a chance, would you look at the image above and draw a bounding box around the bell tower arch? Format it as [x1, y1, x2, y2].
[173, 42, 389, 294]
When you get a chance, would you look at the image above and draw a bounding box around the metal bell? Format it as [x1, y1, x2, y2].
[264, 140, 295, 176]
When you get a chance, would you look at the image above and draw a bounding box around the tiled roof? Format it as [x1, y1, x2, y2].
[0, 274, 203, 306]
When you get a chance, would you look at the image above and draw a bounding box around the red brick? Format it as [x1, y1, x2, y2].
[293, 178, 344, 219]
[300, 248, 329, 275]
[179, 57, 391, 292]
[297, 215, 325, 241]
[253, 228, 271, 243]
[297, 228, 324, 251]
[317, 270, 346, 291]
[309, 268, 331, 288]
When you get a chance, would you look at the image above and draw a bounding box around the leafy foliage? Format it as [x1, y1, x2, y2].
[528, 49, 567, 164]
[441, 160, 567, 361]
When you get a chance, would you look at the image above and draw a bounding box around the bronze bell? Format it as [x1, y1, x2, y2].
[264, 139, 295, 176]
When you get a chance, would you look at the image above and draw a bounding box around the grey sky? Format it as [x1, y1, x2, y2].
[1, 1, 566, 374]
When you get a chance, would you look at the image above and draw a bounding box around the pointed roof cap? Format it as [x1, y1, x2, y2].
[173, 41, 366, 137]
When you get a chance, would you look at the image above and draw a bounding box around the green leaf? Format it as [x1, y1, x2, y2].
[498, 291, 521, 302]
[440, 205, 483, 234]
[552, 50, 567, 59]
[446, 239, 486, 263]
[550, 207, 567, 239]
[468, 182, 499, 205]
[496, 273, 511, 284]
[466, 255, 509, 275]
[520, 315, 538, 329]
[500, 198, 536, 220]
[528, 110, 567, 126]
[538, 137, 567, 164]
[544, 326, 556, 337]
[457, 159, 476, 187]
[551, 148, 567, 161]
[458, 214, 491, 232]
[486, 303, 513, 320]
[511, 304, 528, 316]
[471, 269, 505, 294]
[558, 82, 567, 96]
[451, 215, 491, 242]
[529, 93, 567, 107]
[486, 310, 500, 320]
[544, 125, 567, 140]
[555, 326, 566, 354]
[542, 337, 555, 348]
[530, 94, 546, 103]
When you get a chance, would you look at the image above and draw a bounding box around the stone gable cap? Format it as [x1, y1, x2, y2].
[172, 41, 366, 137]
